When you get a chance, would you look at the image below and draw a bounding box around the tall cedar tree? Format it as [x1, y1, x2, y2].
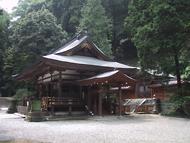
[0, 10, 9, 96]
[48, 0, 85, 36]
[79, 0, 112, 56]
[102, 0, 137, 63]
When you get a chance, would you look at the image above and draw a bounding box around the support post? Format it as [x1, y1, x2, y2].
[98, 94, 102, 116]
[87, 87, 91, 109]
[118, 85, 122, 116]
[68, 98, 72, 115]
[68, 105, 72, 116]
[93, 96, 97, 114]
[79, 86, 82, 99]
[50, 73, 54, 116]
[45, 84, 48, 97]
[39, 84, 42, 99]
[51, 106, 54, 116]
[58, 71, 62, 98]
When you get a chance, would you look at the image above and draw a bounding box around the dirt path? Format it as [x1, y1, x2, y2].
[0, 110, 190, 143]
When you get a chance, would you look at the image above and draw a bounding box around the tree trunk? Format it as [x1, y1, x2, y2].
[174, 53, 182, 90]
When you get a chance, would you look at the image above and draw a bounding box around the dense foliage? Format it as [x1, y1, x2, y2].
[0, 10, 10, 96]
[79, 0, 112, 56]
[125, 0, 190, 87]
[10, 8, 67, 73]
[13, 88, 33, 101]
[48, 0, 85, 36]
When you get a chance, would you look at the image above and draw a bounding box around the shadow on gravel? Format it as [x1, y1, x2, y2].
[44, 114, 159, 125]
[86, 114, 162, 125]
[0, 139, 47, 143]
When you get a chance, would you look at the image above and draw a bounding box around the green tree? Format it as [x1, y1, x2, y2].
[47, 0, 85, 36]
[78, 0, 112, 56]
[102, 0, 137, 63]
[183, 66, 190, 80]
[13, 0, 46, 17]
[10, 8, 67, 73]
[125, 0, 190, 88]
[0, 9, 9, 96]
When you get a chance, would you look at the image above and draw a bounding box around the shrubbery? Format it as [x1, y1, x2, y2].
[7, 88, 34, 113]
[170, 95, 190, 117]
[166, 83, 190, 117]
[13, 88, 33, 102]
[182, 96, 190, 117]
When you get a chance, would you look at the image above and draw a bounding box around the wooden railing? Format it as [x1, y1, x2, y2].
[41, 97, 83, 111]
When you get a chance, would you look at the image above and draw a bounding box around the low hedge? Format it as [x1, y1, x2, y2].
[170, 95, 190, 117]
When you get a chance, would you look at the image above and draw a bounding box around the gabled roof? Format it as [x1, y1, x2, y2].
[54, 35, 88, 54]
[17, 33, 138, 81]
[78, 70, 136, 86]
[53, 34, 110, 60]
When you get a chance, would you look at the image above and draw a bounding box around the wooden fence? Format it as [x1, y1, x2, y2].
[17, 106, 28, 115]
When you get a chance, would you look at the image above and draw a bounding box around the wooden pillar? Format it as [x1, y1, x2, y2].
[87, 87, 91, 109]
[93, 96, 97, 114]
[48, 83, 50, 97]
[51, 105, 54, 116]
[151, 88, 153, 98]
[50, 73, 53, 97]
[39, 84, 42, 98]
[87, 94, 91, 110]
[68, 98, 72, 115]
[98, 86, 102, 116]
[118, 85, 122, 116]
[45, 84, 48, 97]
[98, 94, 102, 116]
[68, 105, 72, 115]
[135, 82, 140, 98]
[58, 71, 62, 98]
[50, 73, 54, 116]
[79, 86, 82, 99]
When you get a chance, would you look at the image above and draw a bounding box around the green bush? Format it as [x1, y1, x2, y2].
[182, 96, 190, 117]
[13, 88, 33, 101]
[170, 95, 190, 117]
[31, 100, 41, 111]
[170, 95, 184, 111]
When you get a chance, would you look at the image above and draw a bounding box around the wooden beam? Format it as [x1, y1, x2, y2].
[37, 71, 95, 83]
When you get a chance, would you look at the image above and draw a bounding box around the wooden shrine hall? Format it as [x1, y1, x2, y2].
[17, 33, 137, 116]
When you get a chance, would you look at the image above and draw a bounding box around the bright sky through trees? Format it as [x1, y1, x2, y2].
[0, 0, 18, 13]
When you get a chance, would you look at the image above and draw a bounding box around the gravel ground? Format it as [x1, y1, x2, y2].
[0, 110, 190, 143]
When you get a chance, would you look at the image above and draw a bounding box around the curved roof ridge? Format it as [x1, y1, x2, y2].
[53, 35, 88, 54]
[43, 54, 137, 69]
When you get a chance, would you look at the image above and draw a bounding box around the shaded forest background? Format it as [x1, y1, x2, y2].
[0, 0, 189, 97]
